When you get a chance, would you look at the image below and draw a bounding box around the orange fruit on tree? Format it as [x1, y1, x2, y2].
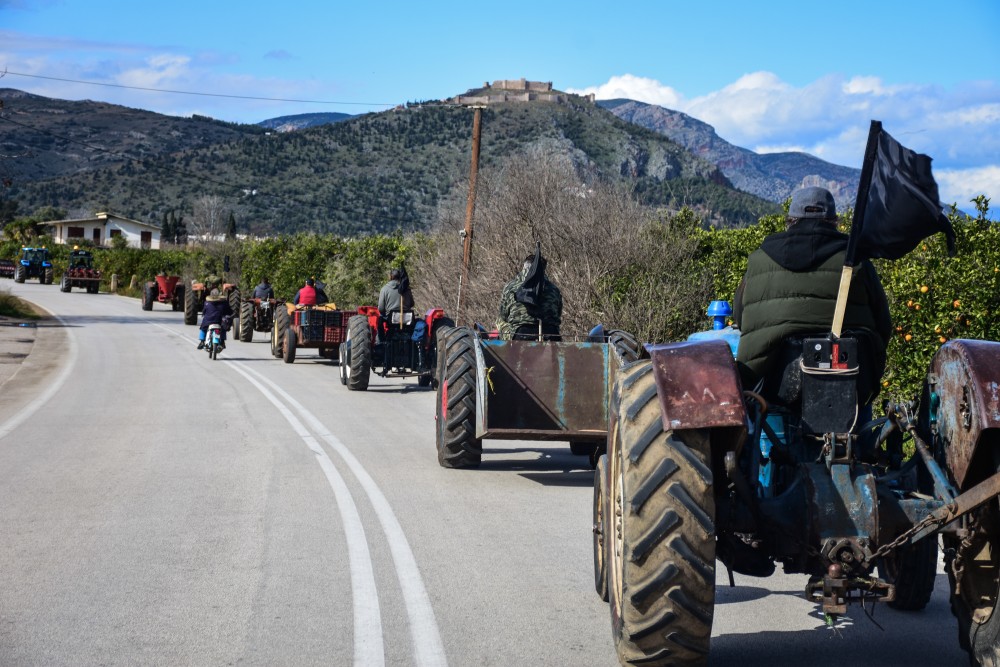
[920, 285, 929, 293]
[954, 300, 961, 308]
[905, 334, 913, 342]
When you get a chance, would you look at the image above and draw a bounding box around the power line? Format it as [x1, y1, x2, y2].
[2, 70, 397, 107]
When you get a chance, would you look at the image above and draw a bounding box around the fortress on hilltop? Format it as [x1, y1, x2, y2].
[450, 79, 595, 106]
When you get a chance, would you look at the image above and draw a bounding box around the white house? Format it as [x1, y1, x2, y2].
[46, 212, 161, 249]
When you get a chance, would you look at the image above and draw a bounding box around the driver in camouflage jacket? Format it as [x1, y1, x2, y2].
[496, 256, 563, 341]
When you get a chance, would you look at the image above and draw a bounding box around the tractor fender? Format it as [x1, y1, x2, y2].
[646, 339, 747, 431]
[927, 339, 1000, 490]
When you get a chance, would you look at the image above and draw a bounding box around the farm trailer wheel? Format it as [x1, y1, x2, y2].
[346, 315, 371, 391]
[239, 301, 254, 342]
[142, 282, 155, 310]
[434, 326, 481, 469]
[14, 264, 24, 283]
[607, 359, 715, 667]
[184, 286, 198, 325]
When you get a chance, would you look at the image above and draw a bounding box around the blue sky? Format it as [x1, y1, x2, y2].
[2, 0, 998, 208]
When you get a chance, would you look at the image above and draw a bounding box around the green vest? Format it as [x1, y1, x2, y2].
[736, 249, 880, 379]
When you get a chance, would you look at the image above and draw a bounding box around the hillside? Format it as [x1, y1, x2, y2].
[1, 89, 778, 234]
[257, 112, 353, 132]
[599, 99, 861, 209]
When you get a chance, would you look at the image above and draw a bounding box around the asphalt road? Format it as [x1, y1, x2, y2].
[0, 281, 968, 666]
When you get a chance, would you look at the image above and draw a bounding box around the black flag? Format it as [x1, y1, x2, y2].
[847, 121, 956, 264]
[396, 264, 410, 295]
[515, 243, 547, 314]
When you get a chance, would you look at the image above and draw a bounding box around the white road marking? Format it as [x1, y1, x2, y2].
[135, 306, 447, 666]
[234, 362, 449, 667]
[0, 304, 78, 441]
[143, 317, 385, 667]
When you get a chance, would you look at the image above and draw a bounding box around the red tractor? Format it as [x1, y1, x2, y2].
[60, 248, 102, 294]
[141, 274, 185, 311]
[184, 279, 240, 325]
[237, 296, 283, 343]
[340, 306, 452, 390]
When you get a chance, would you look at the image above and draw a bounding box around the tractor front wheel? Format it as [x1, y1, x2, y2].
[338, 343, 348, 385]
[272, 307, 288, 358]
[172, 285, 184, 311]
[594, 454, 609, 602]
[239, 302, 254, 342]
[60, 275, 71, 293]
[878, 535, 938, 611]
[184, 286, 197, 325]
[608, 360, 716, 667]
[435, 326, 481, 468]
[282, 326, 297, 363]
[346, 315, 371, 391]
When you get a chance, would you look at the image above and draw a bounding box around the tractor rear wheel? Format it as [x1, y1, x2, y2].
[608, 329, 646, 366]
[142, 282, 154, 310]
[608, 359, 716, 667]
[43, 267, 53, 284]
[239, 302, 254, 342]
[282, 326, 297, 363]
[346, 315, 371, 391]
[878, 536, 938, 611]
[594, 454, 609, 602]
[947, 476, 1000, 666]
[14, 265, 24, 283]
[435, 326, 481, 468]
[184, 286, 197, 325]
[60, 275, 71, 293]
[228, 287, 241, 314]
[272, 307, 288, 358]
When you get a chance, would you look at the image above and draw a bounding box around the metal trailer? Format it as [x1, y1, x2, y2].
[434, 326, 643, 468]
[272, 303, 354, 364]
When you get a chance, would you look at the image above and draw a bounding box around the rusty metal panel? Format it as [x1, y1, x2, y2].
[930, 339, 1000, 489]
[647, 340, 746, 431]
[478, 340, 611, 439]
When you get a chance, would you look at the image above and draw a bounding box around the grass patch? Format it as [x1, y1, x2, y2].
[0, 288, 40, 319]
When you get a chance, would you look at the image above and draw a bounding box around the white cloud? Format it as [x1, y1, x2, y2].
[577, 72, 999, 202]
[936, 166, 1000, 209]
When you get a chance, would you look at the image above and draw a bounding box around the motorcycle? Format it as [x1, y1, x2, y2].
[205, 323, 224, 360]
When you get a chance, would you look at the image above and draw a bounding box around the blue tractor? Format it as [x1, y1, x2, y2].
[14, 247, 54, 285]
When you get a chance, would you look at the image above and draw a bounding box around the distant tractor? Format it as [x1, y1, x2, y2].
[0, 259, 15, 279]
[141, 274, 185, 311]
[60, 248, 102, 294]
[184, 279, 240, 325]
[237, 296, 282, 342]
[272, 303, 355, 363]
[14, 247, 54, 284]
[340, 306, 453, 390]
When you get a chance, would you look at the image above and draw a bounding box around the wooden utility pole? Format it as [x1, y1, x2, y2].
[458, 106, 483, 311]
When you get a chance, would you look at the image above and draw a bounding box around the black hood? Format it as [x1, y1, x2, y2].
[760, 219, 848, 271]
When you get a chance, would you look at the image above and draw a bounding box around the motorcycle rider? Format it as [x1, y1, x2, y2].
[198, 288, 233, 350]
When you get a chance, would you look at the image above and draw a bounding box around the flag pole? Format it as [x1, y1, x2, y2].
[831, 120, 882, 337]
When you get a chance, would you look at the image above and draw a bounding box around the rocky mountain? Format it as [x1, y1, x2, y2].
[599, 99, 861, 210]
[0, 88, 778, 235]
[257, 112, 353, 132]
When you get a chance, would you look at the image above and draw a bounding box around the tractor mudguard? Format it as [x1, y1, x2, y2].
[646, 339, 747, 431]
[927, 339, 1000, 489]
